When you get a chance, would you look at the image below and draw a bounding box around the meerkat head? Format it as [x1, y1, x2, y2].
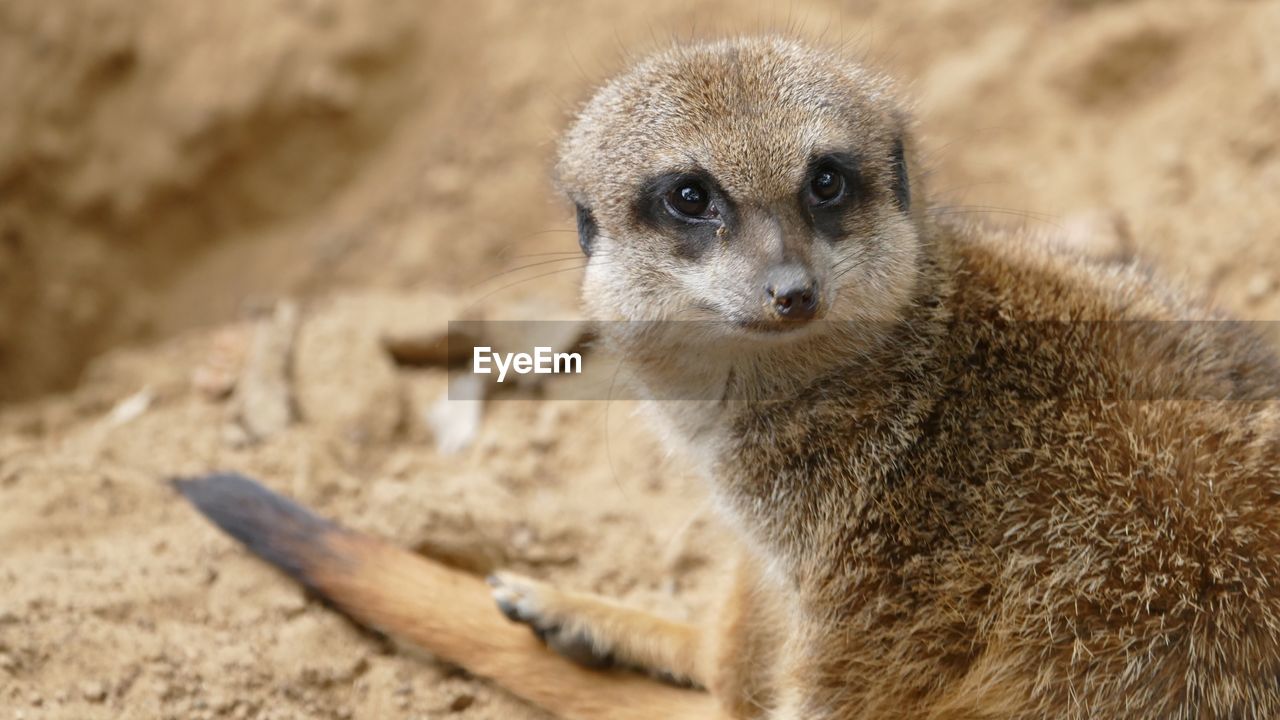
[557, 37, 924, 345]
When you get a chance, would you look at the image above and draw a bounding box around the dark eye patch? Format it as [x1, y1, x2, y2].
[575, 203, 597, 256]
[635, 170, 734, 259]
[803, 152, 865, 240]
[890, 138, 910, 213]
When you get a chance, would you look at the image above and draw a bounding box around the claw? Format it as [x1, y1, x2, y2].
[486, 571, 616, 670]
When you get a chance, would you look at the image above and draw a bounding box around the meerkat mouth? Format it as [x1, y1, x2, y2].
[734, 317, 821, 337]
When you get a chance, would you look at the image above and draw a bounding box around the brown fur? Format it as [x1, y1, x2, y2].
[550, 36, 1280, 719]
[173, 474, 725, 720]
[180, 37, 1280, 719]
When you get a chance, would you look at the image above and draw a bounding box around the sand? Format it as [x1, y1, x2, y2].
[2, 0, 1279, 718]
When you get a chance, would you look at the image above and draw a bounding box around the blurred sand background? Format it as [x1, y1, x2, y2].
[2, 0, 1279, 718]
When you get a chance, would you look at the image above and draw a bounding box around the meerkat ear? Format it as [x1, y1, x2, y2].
[575, 203, 597, 256]
[890, 138, 910, 213]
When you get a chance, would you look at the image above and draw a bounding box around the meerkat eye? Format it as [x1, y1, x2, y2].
[890, 138, 910, 212]
[575, 203, 597, 256]
[808, 165, 846, 205]
[665, 180, 717, 220]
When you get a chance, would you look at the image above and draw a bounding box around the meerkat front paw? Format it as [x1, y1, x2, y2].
[487, 571, 617, 670]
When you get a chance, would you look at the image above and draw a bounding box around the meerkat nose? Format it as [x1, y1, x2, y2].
[764, 266, 819, 321]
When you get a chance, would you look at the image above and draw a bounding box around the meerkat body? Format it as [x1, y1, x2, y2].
[179, 37, 1280, 719]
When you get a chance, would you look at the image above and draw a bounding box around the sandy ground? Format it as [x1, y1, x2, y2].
[2, 0, 1280, 718]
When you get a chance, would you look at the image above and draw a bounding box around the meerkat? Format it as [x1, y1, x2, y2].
[178, 36, 1280, 720]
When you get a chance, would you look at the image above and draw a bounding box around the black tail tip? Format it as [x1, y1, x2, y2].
[171, 471, 266, 505]
[172, 472, 340, 585]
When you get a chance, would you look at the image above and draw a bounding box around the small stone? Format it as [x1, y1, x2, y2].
[191, 365, 237, 401]
[190, 327, 248, 401]
[424, 374, 486, 455]
[447, 694, 475, 712]
[1245, 272, 1275, 302]
[80, 680, 108, 703]
[104, 388, 153, 427]
[266, 584, 308, 618]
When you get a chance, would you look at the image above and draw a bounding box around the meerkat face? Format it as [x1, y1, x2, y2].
[557, 37, 923, 343]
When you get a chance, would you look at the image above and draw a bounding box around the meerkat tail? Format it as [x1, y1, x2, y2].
[173, 473, 723, 720]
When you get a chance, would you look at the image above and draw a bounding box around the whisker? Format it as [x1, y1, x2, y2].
[498, 242, 584, 259]
[458, 256, 623, 314]
[502, 250, 585, 260]
[928, 205, 1060, 228]
[929, 203, 1056, 220]
[961, 204, 1054, 217]
[834, 256, 870, 282]
[927, 179, 1019, 198]
[459, 265, 591, 314]
[914, 126, 1021, 166]
[492, 230, 581, 257]
[470, 256, 591, 288]
[830, 248, 870, 279]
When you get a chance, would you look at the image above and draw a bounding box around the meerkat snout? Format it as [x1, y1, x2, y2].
[763, 264, 819, 321]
